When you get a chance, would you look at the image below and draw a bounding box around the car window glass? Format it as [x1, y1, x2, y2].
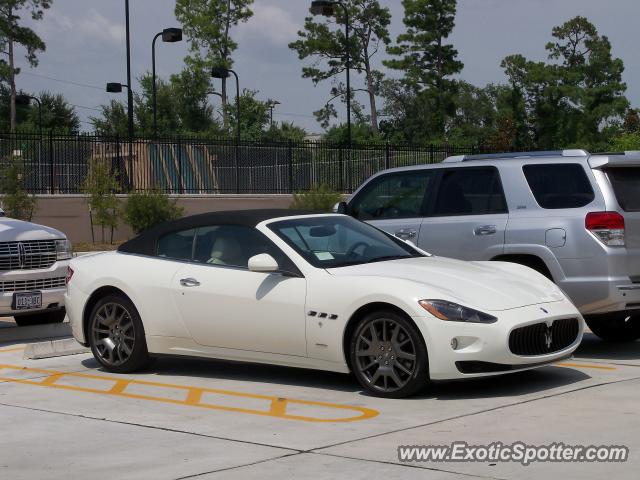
[605, 167, 640, 212]
[351, 170, 433, 220]
[269, 216, 422, 268]
[523, 164, 594, 209]
[157, 229, 196, 260]
[433, 167, 507, 216]
[193, 225, 288, 269]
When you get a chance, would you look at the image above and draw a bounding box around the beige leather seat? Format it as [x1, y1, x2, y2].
[207, 233, 245, 266]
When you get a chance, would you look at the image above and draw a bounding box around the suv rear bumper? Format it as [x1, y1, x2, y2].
[559, 276, 640, 315]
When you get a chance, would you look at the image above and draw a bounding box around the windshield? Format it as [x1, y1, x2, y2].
[268, 215, 424, 268]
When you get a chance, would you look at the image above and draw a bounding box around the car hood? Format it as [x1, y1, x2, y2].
[327, 256, 565, 311]
[0, 218, 65, 242]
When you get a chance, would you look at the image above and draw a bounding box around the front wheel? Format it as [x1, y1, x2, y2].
[585, 314, 640, 342]
[350, 310, 429, 398]
[88, 294, 151, 373]
[14, 308, 66, 327]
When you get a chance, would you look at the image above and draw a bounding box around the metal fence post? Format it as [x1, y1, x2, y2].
[48, 130, 54, 194]
[288, 139, 294, 193]
[177, 136, 184, 194]
[235, 137, 240, 194]
[385, 142, 390, 170]
[339, 145, 344, 193]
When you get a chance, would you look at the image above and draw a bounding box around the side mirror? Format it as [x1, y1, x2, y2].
[248, 253, 280, 273]
[334, 201, 349, 214]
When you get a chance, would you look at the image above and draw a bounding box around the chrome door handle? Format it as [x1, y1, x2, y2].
[180, 278, 201, 287]
[474, 225, 497, 236]
[395, 228, 417, 239]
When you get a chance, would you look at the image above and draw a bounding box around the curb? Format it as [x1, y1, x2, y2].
[23, 337, 90, 359]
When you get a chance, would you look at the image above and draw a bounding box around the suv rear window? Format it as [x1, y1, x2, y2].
[606, 167, 640, 212]
[523, 164, 594, 209]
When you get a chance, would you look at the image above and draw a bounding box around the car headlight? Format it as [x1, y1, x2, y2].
[55, 239, 72, 260]
[418, 300, 497, 324]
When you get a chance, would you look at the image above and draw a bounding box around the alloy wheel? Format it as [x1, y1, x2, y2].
[355, 318, 417, 393]
[91, 302, 136, 367]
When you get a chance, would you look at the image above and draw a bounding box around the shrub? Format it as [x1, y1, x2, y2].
[123, 190, 184, 234]
[0, 156, 37, 221]
[290, 184, 343, 212]
[84, 159, 120, 243]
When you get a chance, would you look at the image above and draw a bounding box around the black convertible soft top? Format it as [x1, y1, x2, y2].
[118, 209, 315, 256]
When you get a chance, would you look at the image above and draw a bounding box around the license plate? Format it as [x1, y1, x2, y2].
[13, 291, 43, 310]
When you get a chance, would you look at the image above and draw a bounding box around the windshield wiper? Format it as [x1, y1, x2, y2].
[364, 255, 412, 264]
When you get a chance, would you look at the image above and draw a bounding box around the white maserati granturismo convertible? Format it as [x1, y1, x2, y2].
[65, 210, 584, 398]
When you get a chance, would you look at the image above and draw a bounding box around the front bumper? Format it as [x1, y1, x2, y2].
[414, 300, 584, 380]
[0, 261, 69, 316]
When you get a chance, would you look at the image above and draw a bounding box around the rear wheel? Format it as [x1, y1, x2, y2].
[349, 310, 429, 398]
[14, 308, 66, 327]
[88, 294, 150, 373]
[585, 314, 640, 342]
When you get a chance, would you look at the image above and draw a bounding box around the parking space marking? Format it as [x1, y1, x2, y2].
[557, 362, 616, 371]
[0, 364, 378, 423]
[0, 347, 25, 353]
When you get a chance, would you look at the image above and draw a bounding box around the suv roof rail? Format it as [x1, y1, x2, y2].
[443, 149, 590, 163]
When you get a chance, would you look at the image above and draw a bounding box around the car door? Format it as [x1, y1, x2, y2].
[170, 225, 308, 357]
[349, 169, 436, 244]
[419, 166, 508, 260]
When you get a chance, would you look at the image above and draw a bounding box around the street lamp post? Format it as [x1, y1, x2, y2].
[152, 28, 183, 137]
[211, 67, 241, 193]
[16, 94, 42, 138]
[268, 100, 281, 126]
[106, 82, 133, 189]
[310, 0, 351, 146]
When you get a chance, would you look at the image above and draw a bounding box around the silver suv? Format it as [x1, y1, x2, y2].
[0, 214, 72, 326]
[340, 149, 640, 341]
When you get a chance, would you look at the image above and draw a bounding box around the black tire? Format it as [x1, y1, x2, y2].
[585, 314, 640, 342]
[14, 308, 66, 327]
[88, 293, 151, 373]
[349, 310, 429, 398]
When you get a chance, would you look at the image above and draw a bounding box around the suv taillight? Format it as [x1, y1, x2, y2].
[65, 267, 74, 285]
[585, 212, 625, 246]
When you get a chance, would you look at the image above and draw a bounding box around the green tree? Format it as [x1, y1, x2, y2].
[384, 0, 463, 138]
[289, 0, 391, 133]
[0, 155, 36, 220]
[262, 121, 307, 143]
[224, 89, 270, 140]
[89, 100, 128, 137]
[501, 16, 629, 149]
[20, 90, 80, 133]
[84, 158, 119, 244]
[623, 108, 640, 134]
[175, 0, 253, 130]
[0, 0, 51, 131]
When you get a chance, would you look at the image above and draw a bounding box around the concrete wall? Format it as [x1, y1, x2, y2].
[30, 195, 295, 244]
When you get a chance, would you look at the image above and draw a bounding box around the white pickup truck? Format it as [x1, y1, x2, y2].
[0, 209, 72, 326]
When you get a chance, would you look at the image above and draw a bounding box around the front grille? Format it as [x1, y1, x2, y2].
[0, 277, 66, 293]
[509, 318, 580, 356]
[0, 240, 57, 271]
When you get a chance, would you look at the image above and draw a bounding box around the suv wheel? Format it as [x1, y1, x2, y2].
[88, 294, 151, 373]
[349, 310, 429, 398]
[585, 314, 640, 342]
[14, 308, 66, 327]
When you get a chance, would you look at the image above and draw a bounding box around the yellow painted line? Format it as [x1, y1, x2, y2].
[556, 362, 617, 371]
[0, 347, 24, 353]
[0, 364, 378, 423]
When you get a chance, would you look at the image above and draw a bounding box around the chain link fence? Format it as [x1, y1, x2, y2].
[0, 131, 497, 194]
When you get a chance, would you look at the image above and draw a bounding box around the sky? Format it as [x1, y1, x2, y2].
[16, 0, 640, 134]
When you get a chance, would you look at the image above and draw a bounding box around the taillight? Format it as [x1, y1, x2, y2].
[65, 267, 74, 285]
[585, 212, 625, 246]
